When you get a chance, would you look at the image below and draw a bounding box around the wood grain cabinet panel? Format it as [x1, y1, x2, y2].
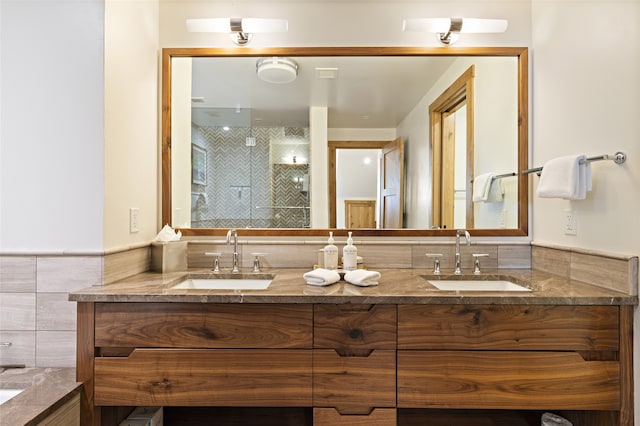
[313, 349, 396, 413]
[398, 305, 619, 351]
[397, 350, 620, 410]
[95, 303, 313, 348]
[94, 349, 312, 407]
[314, 304, 396, 352]
[314, 408, 396, 426]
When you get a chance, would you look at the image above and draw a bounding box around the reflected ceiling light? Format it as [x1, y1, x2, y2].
[256, 57, 298, 84]
[186, 17, 288, 46]
[402, 17, 508, 45]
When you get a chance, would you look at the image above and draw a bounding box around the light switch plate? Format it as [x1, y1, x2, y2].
[130, 208, 140, 233]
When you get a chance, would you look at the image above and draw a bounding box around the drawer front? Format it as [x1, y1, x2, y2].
[95, 349, 312, 407]
[398, 305, 619, 351]
[314, 304, 396, 352]
[314, 408, 396, 426]
[397, 350, 620, 410]
[95, 303, 312, 348]
[313, 349, 396, 411]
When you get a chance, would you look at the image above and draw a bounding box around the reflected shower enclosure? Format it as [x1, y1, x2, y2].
[188, 123, 310, 229]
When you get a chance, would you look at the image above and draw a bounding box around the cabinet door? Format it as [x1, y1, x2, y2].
[95, 303, 312, 349]
[95, 349, 312, 407]
[314, 304, 396, 353]
[398, 305, 619, 351]
[314, 408, 396, 426]
[397, 350, 620, 410]
[313, 349, 396, 413]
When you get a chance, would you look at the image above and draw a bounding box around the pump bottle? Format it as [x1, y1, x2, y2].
[342, 232, 358, 271]
[323, 232, 339, 270]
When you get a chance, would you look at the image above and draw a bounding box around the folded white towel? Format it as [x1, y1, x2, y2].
[303, 268, 341, 286]
[344, 269, 381, 287]
[537, 154, 592, 200]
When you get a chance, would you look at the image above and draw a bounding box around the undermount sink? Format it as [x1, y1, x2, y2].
[425, 278, 531, 292]
[171, 273, 275, 290]
[0, 389, 23, 405]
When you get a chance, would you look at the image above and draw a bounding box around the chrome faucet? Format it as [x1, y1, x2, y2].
[454, 229, 471, 274]
[226, 229, 240, 273]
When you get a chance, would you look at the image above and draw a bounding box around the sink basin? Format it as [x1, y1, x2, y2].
[426, 279, 531, 292]
[0, 389, 23, 405]
[171, 274, 275, 290]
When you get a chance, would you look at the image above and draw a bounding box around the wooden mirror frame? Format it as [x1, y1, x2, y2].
[162, 46, 528, 237]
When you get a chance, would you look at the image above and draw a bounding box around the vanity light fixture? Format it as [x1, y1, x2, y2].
[402, 17, 508, 45]
[256, 57, 298, 84]
[186, 17, 288, 46]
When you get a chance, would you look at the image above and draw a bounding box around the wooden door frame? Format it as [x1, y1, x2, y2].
[430, 65, 475, 230]
[328, 141, 388, 228]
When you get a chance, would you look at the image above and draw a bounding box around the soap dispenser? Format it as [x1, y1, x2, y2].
[323, 232, 339, 270]
[342, 232, 358, 271]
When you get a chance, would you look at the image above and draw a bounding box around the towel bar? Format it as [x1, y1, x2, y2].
[523, 151, 626, 175]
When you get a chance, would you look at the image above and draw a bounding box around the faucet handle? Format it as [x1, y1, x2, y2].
[205, 252, 222, 273]
[425, 253, 443, 275]
[472, 253, 489, 275]
[251, 253, 267, 273]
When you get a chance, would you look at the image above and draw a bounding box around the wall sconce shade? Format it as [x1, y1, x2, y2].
[186, 17, 288, 45]
[403, 17, 507, 45]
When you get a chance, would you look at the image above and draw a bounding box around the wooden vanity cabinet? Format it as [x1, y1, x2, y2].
[397, 304, 633, 425]
[312, 304, 397, 425]
[85, 303, 313, 423]
[78, 302, 633, 426]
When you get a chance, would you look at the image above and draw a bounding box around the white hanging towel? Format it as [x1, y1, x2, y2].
[473, 173, 504, 203]
[537, 154, 592, 200]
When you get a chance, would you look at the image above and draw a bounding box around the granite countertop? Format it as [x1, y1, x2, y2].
[69, 268, 637, 305]
[0, 368, 81, 426]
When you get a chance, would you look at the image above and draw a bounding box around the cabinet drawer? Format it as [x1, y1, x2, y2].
[95, 349, 312, 407]
[314, 304, 396, 352]
[95, 303, 312, 348]
[313, 349, 396, 411]
[397, 350, 620, 410]
[398, 305, 619, 351]
[314, 408, 396, 426]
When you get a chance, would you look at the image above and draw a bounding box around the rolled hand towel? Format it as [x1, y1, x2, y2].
[344, 269, 381, 286]
[303, 268, 341, 286]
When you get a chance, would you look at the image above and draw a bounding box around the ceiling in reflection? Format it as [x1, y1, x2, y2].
[190, 56, 456, 129]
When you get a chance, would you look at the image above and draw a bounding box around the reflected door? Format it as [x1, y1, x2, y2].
[344, 200, 376, 228]
[378, 138, 405, 228]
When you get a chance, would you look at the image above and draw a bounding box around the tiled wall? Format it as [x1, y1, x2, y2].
[0, 256, 102, 368]
[532, 244, 639, 295]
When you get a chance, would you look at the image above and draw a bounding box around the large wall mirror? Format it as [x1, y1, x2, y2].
[162, 47, 528, 237]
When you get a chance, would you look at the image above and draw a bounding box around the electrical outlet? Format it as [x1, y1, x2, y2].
[564, 209, 577, 235]
[130, 208, 140, 233]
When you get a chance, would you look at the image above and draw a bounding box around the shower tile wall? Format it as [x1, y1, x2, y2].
[192, 126, 310, 228]
[0, 255, 101, 367]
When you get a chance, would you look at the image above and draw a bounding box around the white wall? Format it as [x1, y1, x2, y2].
[531, 0, 640, 256]
[104, 0, 159, 249]
[0, 1, 104, 251]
